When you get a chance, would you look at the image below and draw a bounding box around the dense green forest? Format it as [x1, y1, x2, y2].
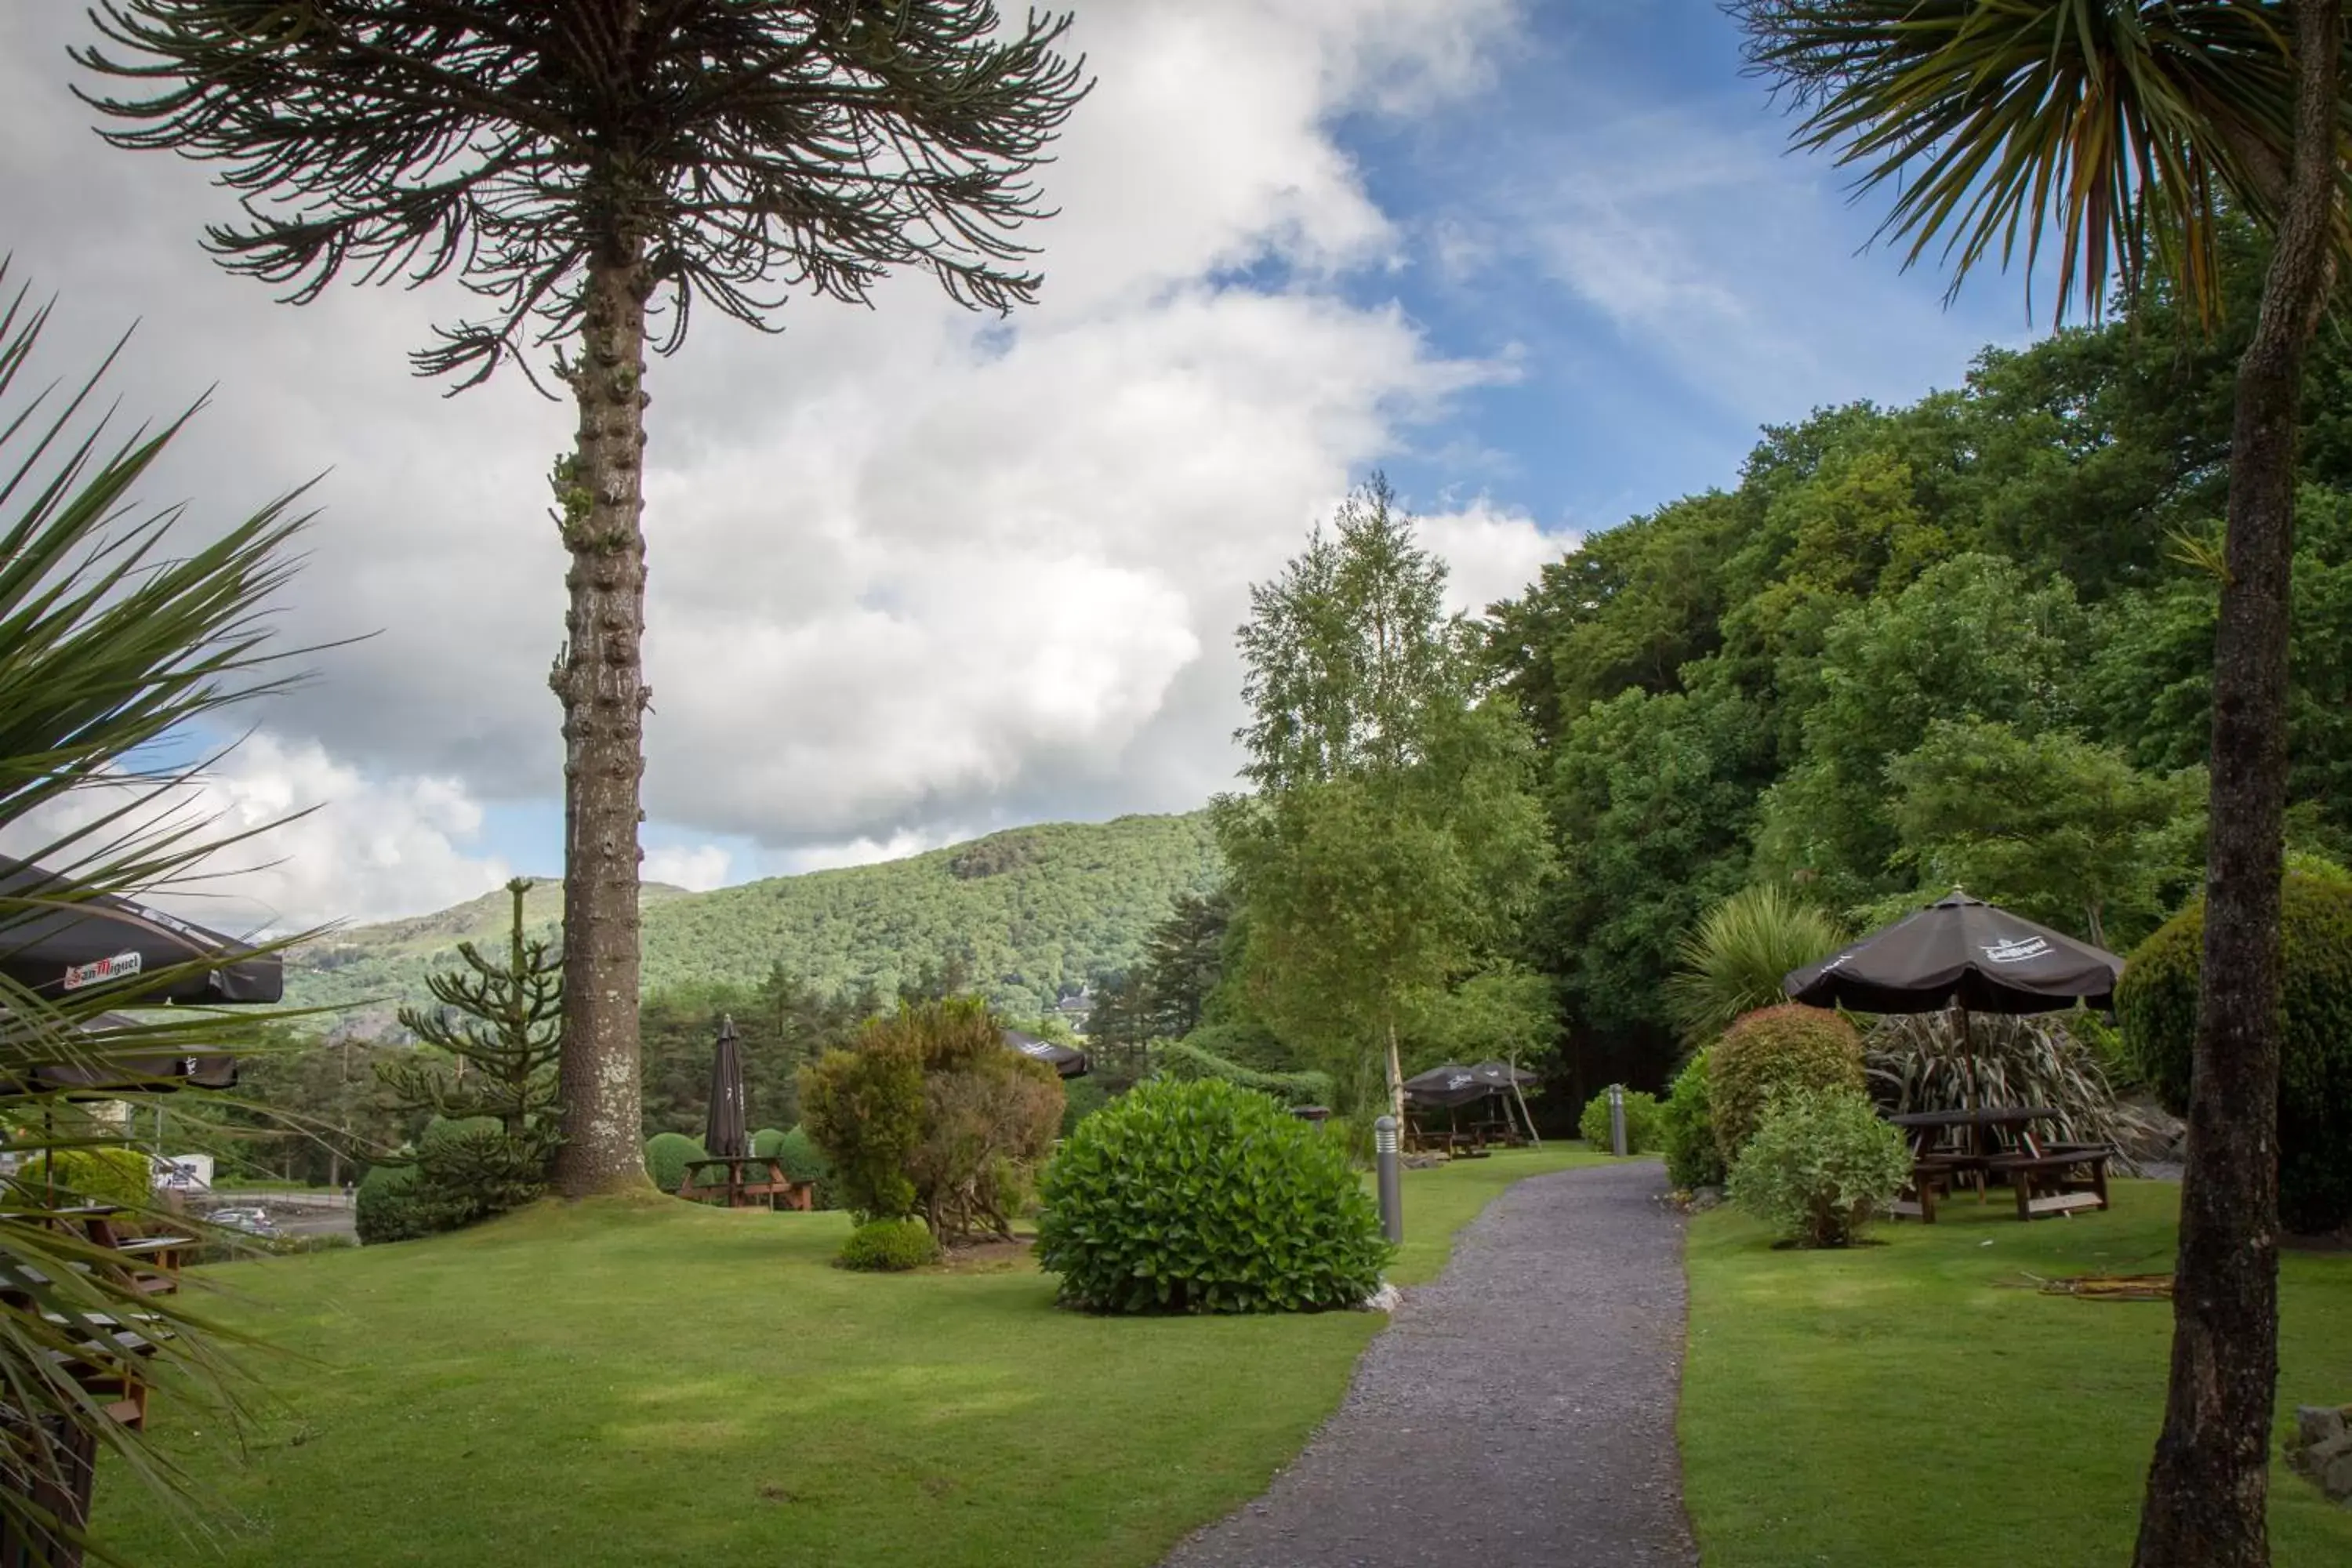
[1483, 230, 2352, 1095]
[286, 812, 1221, 1031]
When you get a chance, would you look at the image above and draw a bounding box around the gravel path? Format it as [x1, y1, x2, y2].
[1161, 1161, 1698, 1568]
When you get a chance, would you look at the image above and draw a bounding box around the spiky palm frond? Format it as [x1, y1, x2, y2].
[1864, 1010, 2166, 1168]
[1731, 0, 2350, 324]
[1, 262, 318, 1564]
[1666, 884, 1848, 1047]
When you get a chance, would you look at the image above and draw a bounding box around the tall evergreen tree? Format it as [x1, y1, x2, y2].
[75, 2, 1090, 1196]
[383, 877, 564, 1140]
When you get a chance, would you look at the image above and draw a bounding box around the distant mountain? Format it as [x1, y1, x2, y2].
[286, 811, 1220, 1033]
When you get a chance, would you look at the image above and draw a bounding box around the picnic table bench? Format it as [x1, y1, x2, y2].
[1885, 1109, 2112, 1222]
[676, 1155, 816, 1210]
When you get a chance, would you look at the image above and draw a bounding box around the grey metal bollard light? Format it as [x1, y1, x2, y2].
[1608, 1082, 1628, 1157]
[1373, 1114, 1403, 1243]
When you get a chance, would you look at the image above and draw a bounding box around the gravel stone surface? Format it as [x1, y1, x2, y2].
[1161, 1161, 1699, 1568]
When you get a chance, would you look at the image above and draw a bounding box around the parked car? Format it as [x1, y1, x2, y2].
[207, 1206, 278, 1237]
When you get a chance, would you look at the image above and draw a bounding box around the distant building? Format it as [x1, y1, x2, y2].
[1053, 986, 1095, 1033]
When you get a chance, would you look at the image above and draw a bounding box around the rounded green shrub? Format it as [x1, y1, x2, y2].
[12, 1145, 153, 1208]
[836, 1216, 941, 1272]
[774, 1125, 837, 1210]
[355, 1162, 451, 1245]
[1708, 1005, 1865, 1167]
[1036, 1077, 1392, 1314]
[1577, 1087, 1662, 1154]
[2119, 872, 2352, 1233]
[750, 1127, 787, 1160]
[643, 1131, 706, 1194]
[1661, 1052, 1726, 1191]
[1726, 1086, 1911, 1247]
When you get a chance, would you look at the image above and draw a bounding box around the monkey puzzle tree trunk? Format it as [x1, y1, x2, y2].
[549, 242, 654, 1196]
[2134, 4, 2339, 1562]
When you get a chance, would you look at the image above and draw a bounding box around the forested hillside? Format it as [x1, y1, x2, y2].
[1486, 227, 2352, 1092]
[287, 812, 1221, 1030]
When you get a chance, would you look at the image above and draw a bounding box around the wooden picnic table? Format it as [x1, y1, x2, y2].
[676, 1155, 815, 1211]
[1884, 1107, 2112, 1221]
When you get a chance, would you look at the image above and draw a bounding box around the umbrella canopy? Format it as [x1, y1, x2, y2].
[0, 854, 281, 1004]
[1465, 1060, 1540, 1091]
[1783, 891, 2124, 1015]
[1403, 1063, 1501, 1109]
[702, 1014, 748, 1159]
[0, 1011, 240, 1098]
[1004, 1029, 1089, 1080]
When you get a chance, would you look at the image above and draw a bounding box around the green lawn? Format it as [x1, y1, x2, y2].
[1681, 1180, 2352, 1567]
[97, 1145, 1604, 1566]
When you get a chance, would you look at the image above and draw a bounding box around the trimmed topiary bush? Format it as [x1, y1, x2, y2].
[1036, 1077, 1392, 1314]
[750, 1127, 787, 1160]
[1726, 1086, 1911, 1247]
[11, 1145, 154, 1209]
[836, 1216, 941, 1272]
[772, 1125, 837, 1209]
[1577, 1087, 1662, 1154]
[2119, 872, 2352, 1233]
[1708, 1005, 1865, 1167]
[643, 1131, 706, 1195]
[1661, 1052, 1726, 1191]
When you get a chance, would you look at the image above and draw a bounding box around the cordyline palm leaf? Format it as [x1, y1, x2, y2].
[1665, 884, 1847, 1047]
[1731, 0, 2352, 323]
[0, 264, 323, 1564]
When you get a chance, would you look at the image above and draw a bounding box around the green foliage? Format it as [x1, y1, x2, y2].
[643, 1132, 707, 1196]
[2119, 873, 2352, 1232]
[1726, 1087, 1911, 1248]
[750, 1127, 786, 1159]
[800, 1000, 1061, 1237]
[287, 813, 1222, 1025]
[383, 876, 564, 1141]
[1036, 1078, 1393, 1313]
[1661, 1052, 1726, 1190]
[356, 1162, 452, 1246]
[1058, 1076, 1109, 1137]
[1883, 719, 2203, 951]
[1155, 1038, 1333, 1105]
[1708, 1006, 1865, 1167]
[357, 1116, 555, 1243]
[1577, 1088, 1663, 1154]
[1863, 1012, 2151, 1160]
[1666, 884, 1846, 1046]
[10, 1146, 153, 1208]
[834, 1218, 941, 1273]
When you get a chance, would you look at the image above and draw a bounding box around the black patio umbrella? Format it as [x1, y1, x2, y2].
[702, 1014, 748, 1160]
[1004, 1029, 1090, 1080]
[1783, 890, 2123, 1016]
[0, 854, 281, 1004]
[1465, 1060, 1540, 1091]
[1402, 1063, 1497, 1110]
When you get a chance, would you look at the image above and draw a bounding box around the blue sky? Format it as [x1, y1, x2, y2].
[2, 0, 2061, 928]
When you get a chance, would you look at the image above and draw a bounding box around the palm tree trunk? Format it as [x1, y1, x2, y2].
[2135, 4, 2339, 1562]
[548, 243, 655, 1197]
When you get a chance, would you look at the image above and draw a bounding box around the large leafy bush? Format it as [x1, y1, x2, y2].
[1036, 1077, 1392, 1313]
[356, 1117, 553, 1243]
[800, 999, 1062, 1236]
[643, 1131, 707, 1195]
[836, 1217, 941, 1272]
[1661, 1052, 1726, 1190]
[10, 1147, 154, 1209]
[2120, 872, 2352, 1232]
[1708, 1005, 1865, 1166]
[1726, 1087, 1911, 1247]
[1864, 1011, 2160, 1167]
[1577, 1087, 1662, 1153]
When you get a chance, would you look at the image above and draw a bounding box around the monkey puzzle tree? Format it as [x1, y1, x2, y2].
[1729, 4, 2347, 1561]
[73, 2, 1089, 1195]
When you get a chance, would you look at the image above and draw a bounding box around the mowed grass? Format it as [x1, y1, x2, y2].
[96, 1145, 1603, 1567]
[1681, 1181, 2352, 1567]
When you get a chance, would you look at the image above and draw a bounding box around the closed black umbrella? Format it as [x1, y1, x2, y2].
[0, 855, 281, 1004]
[1783, 890, 2123, 1015]
[702, 1014, 748, 1160]
[1004, 1029, 1089, 1080]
